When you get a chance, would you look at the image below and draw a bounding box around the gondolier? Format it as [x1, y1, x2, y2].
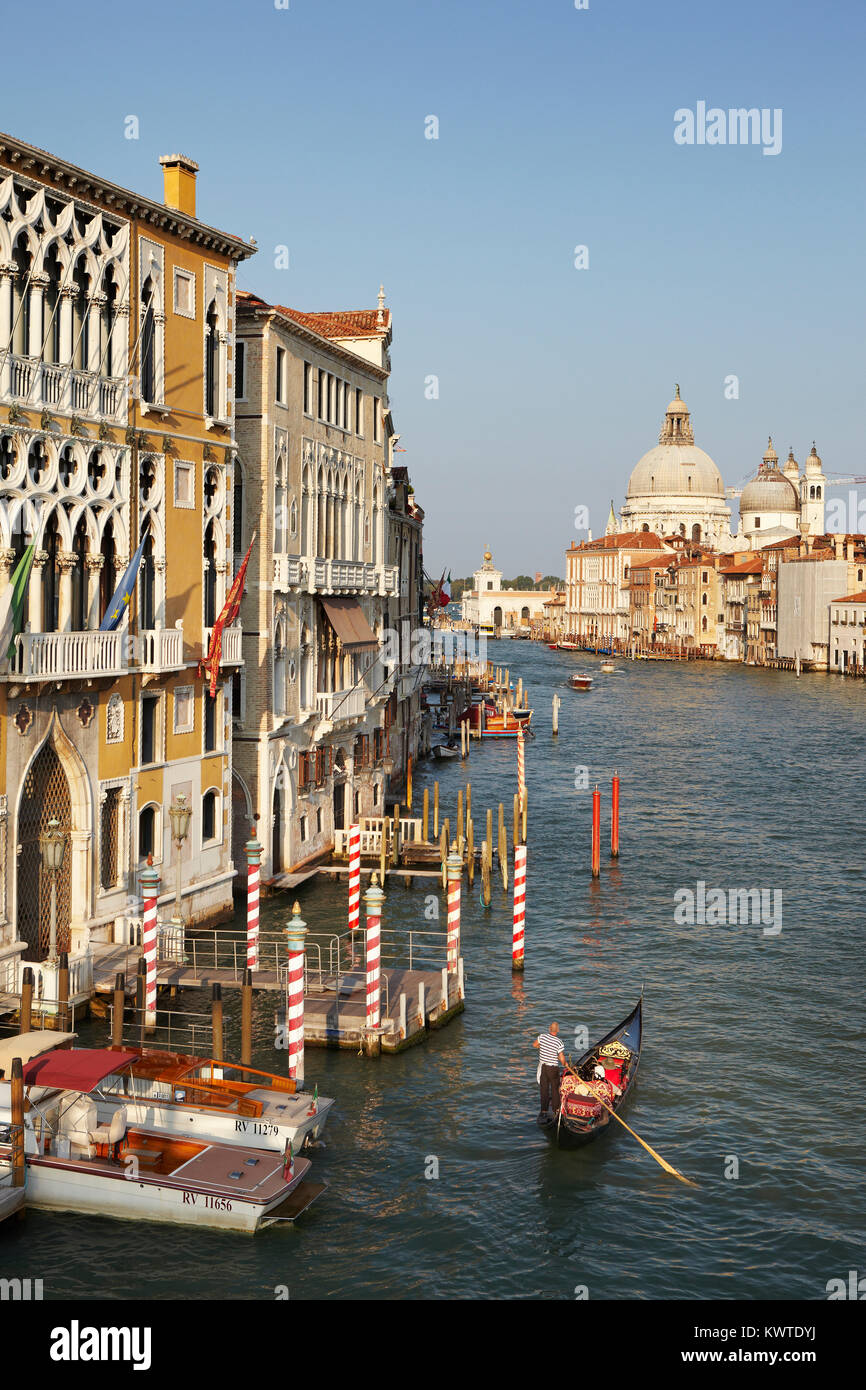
[533, 1022, 565, 1120]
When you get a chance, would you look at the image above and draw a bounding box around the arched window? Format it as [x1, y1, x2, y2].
[101, 266, 118, 378]
[203, 520, 218, 628]
[140, 532, 155, 631]
[274, 623, 287, 717]
[140, 276, 156, 403]
[12, 233, 31, 356]
[205, 299, 218, 418]
[42, 511, 60, 633]
[44, 244, 62, 365]
[816, 486, 822, 499]
[202, 789, 219, 842]
[100, 520, 116, 619]
[72, 516, 88, 631]
[233, 465, 244, 567]
[691, 524, 702, 544]
[139, 805, 156, 859]
[72, 254, 90, 371]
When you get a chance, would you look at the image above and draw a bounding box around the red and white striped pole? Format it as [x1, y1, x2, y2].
[512, 844, 527, 972]
[364, 875, 384, 1039]
[245, 830, 263, 970]
[591, 785, 601, 878]
[517, 725, 526, 805]
[140, 857, 160, 1031]
[285, 902, 307, 1084]
[446, 851, 462, 975]
[347, 822, 361, 962]
[611, 771, 620, 859]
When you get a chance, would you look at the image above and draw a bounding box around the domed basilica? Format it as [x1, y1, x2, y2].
[611, 387, 825, 552]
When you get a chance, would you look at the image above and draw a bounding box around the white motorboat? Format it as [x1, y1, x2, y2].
[0, 1045, 324, 1232]
[0, 1032, 333, 1155]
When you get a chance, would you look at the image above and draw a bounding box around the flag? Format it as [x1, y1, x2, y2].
[283, 1140, 294, 1180]
[199, 534, 255, 698]
[0, 542, 36, 661]
[100, 528, 148, 631]
[307, 1084, 318, 1117]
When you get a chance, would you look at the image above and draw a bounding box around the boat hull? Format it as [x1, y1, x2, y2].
[22, 1147, 321, 1233]
[539, 999, 643, 1151]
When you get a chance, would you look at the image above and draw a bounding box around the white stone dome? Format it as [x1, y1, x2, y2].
[626, 443, 725, 500]
[740, 467, 800, 514]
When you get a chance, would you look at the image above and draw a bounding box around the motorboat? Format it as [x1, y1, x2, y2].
[568, 673, 593, 690]
[0, 1046, 325, 1231]
[0, 1032, 333, 1155]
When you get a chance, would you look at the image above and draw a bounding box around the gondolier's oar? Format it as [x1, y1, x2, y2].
[563, 1063, 698, 1188]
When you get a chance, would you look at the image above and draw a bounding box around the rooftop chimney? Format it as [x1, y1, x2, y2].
[159, 154, 199, 218]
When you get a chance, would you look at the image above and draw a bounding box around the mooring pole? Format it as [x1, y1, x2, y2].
[241, 967, 253, 1068]
[285, 902, 307, 1085]
[111, 973, 125, 1049]
[211, 983, 224, 1062]
[611, 771, 620, 859]
[591, 785, 601, 878]
[512, 844, 527, 972]
[19, 967, 33, 1035]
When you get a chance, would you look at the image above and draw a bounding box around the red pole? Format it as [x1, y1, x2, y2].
[611, 771, 620, 859]
[591, 785, 600, 878]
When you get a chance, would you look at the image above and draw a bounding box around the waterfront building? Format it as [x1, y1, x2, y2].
[565, 532, 671, 648]
[829, 591, 866, 674]
[233, 288, 408, 879]
[386, 464, 427, 795]
[0, 133, 254, 991]
[776, 537, 866, 670]
[717, 556, 762, 661]
[460, 549, 554, 633]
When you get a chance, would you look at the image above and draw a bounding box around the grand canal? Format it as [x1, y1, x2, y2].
[5, 642, 864, 1300]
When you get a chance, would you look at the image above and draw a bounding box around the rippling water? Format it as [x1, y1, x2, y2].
[5, 643, 864, 1299]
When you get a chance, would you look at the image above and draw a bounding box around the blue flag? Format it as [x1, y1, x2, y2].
[99, 529, 148, 631]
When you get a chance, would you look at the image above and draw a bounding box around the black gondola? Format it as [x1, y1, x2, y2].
[538, 998, 642, 1148]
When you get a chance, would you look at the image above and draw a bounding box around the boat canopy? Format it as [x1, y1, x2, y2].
[23, 1049, 138, 1092]
[0, 1031, 77, 1074]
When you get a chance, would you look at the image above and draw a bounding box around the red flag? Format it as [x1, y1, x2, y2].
[199, 534, 255, 698]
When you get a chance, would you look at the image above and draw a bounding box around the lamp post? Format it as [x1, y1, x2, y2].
[38, 817, 67, 963]
[168, 792, 192, 929]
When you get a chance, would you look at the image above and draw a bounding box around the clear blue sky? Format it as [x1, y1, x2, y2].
[4, 0, 863, 577]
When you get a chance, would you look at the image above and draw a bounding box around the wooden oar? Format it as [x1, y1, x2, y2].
[563, 1062, 698, 1188]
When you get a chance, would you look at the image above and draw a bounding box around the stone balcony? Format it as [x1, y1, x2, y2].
[274, 555, 399, 597]
[4, 624, 188, 681]
[204, 625, 243, 665]
[2, 355, 127, 422]
[316, 686, 368, 722]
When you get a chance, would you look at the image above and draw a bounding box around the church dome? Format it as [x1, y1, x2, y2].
[740, 467, 800, 514]
[626, 386, 725, 500]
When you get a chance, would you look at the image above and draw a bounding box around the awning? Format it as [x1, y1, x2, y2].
[319, 596, 378, 652]
[23, 1048, 138, 1092]
[0, 1030, 76, 1075]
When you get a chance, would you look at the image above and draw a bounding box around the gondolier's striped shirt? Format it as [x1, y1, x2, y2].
[537, 1033, 563, 1065]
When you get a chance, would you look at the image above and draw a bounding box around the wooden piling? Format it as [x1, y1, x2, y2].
[466, 781, 472, 824]
[111, 973, 125, 1049]
[433, 781, 440, 838]
[241, 967, 253, 1068]
[422, 787, 429, 842]
[521, 789, 528, 845]
[406, 756, 413, 810]
[498, 804, 508, 889]
[513, 792, 520, 853]
[11, 1057, 24, 1189]
[486, 807, 493, 866]
[19, 967, 33, 1034]
[212, 983, 224, 1062]
[440, 826, 448, 889]
[481, 843, 492, 907]
[457, 789, 464, 844]
[552, 692, 560, 736]
[517, 677, 523, 708]
[379, 816, 388, 887]
[135, 957, 146, 1043]
[611, 771, 620, 859]
[467, 817, 475, 885]
[391, 808, 400, 866]
[57, 951, 69, 1034]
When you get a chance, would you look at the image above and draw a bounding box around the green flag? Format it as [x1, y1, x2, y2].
[0, 542, 36, 662]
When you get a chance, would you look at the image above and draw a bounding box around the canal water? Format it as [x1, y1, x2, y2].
[6, 642, 864, 1299]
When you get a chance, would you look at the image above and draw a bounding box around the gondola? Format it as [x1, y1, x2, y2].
[432, 742, 460, 760]
[538, 998, 642, 1148]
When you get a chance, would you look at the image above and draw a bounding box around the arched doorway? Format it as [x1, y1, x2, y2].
[231, 772, 251, 883]
[17, 743, 72, 960]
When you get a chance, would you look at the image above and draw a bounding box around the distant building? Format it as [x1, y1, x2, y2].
[460, 549, 553, 632]
[566, 532, 671, 648]
[829, 592, 866, 674]
[775, 541, 861, 670]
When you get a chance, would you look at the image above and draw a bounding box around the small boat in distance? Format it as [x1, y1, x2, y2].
[568, 673, 593, 690]
[433, 742, 460, 760]
[557, 640, 578, 651]
[600, 661, 615, 673]
[539, 999, 642, 1149]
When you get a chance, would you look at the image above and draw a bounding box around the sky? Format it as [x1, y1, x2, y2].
[3, 0, 863, 577]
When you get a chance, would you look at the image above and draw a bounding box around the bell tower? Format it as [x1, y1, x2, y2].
[800, 442, 826, 535]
